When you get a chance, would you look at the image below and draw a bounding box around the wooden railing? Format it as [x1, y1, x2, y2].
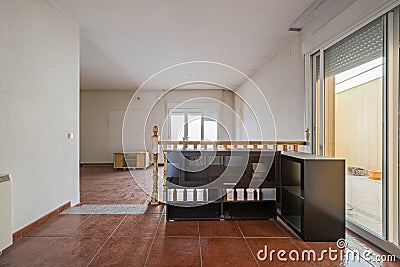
[159, 140, 305, 151]
[150, 125, 307, 205]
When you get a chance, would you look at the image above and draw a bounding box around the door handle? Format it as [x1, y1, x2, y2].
[305, 128, 310, 142]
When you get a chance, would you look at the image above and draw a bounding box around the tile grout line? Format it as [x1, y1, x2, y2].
[277, 224, 375, 266]
[272, 220, 321, 266]
[198, 221, 203, 267]
[274, 218, 334, 266]
[86, 215, 127, 267]
[195, 236, 253, 239]
[233, 236, 293, 239]
[285, 235, 314, 266]
[143, 207, 164, 267]
[272, 220, 292, 238]
[71, 214, 93, 235]
[24, 214, 94, 238]
[235, 221, 261, 267]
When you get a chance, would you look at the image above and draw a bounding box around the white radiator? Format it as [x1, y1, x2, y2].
[0, 174, 12, 253]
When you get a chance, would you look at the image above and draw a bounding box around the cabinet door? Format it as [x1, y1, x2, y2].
[136, 153, 145, 168]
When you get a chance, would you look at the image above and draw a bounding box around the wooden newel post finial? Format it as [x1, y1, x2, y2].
[151, 125, 159, 205]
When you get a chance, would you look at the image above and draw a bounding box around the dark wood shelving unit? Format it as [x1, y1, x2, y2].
[165, 149, 280, 221]
[278, 151, 345, 241]
[164, 148, 345, 242]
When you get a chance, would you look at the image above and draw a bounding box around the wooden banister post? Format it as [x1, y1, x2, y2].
[163, 152, 167, 183]
[151, 125, 159, 205]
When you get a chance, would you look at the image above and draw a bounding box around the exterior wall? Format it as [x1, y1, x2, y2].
[335, 78, 382, 171]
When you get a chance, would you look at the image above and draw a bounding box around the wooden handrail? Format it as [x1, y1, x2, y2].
[158, 140, 306, 145]
[158, 140, 306, 152]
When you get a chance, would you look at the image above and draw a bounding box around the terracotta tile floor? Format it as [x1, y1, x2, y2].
[1, 166, 399, 266]
[79, 166, 152, 205]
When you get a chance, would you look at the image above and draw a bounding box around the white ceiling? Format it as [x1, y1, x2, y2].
[51, 0, 315, 90]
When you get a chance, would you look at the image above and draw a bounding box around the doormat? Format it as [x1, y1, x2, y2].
[61, 204, 147, 215]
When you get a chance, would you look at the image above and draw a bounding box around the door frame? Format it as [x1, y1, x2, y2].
[307, 10, 400, 257]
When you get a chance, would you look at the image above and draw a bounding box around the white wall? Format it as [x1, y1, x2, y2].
[302, 0, 397, 55]
[80, 89, 235, 163]
[0, 0, 80, 232]
[234, 35, 305, 141]
[80, 90, 133, 163]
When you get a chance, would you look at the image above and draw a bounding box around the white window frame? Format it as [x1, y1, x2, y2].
[167, 103, 220, 141]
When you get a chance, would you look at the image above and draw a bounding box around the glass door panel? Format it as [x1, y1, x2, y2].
[204, 118, 217, 141]
[187, 113, 202, 141]
[320, 17, 385, 236]
[170, 112, 185, 141]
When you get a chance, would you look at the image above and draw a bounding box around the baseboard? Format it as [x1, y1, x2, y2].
[80, 163, 113, 167]
[80, 162, 159, 167]
[13, 201, 71, 241]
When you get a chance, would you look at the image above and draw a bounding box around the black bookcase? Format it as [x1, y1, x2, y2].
[278, 151, 345, 241]
[165, 149, 280, 221]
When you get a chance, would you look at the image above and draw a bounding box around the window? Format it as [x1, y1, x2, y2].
[169, 109, 218, 141]
[170, 112, 185, 141]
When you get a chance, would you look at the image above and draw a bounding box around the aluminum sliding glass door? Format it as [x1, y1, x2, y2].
[313, 16, 386, 237]
[311, 52, 323, 156]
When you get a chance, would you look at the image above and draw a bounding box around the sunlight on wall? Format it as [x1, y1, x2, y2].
[330, 57, 383, 171]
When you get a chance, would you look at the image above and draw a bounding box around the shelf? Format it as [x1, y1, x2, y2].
[279, 153, 345, 241]
[166, 201, 216, 205]
[113, 151, 150, 169]
[252, 173, 267, 179]
[165, 149, 280, 220]
[282, 186, 303, 199]
[223, 199, 274, 203]
[223, 201, 276, 219]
